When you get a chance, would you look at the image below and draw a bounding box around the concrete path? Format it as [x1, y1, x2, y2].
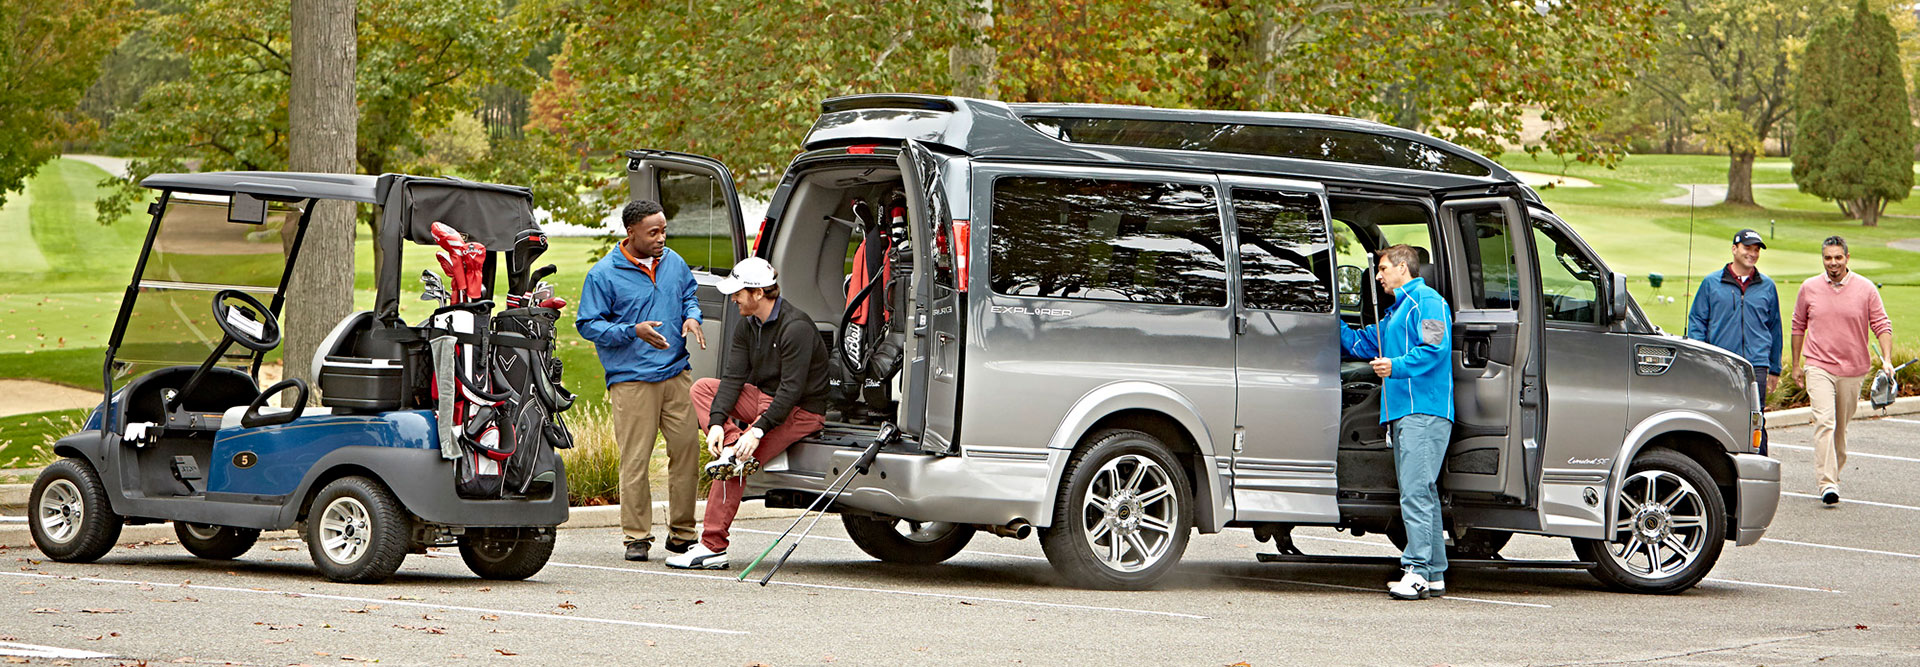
[62, 154, 129, 179]
[0, 380, 98, 418]
[1660, 183, 1798, 206]
[1887, 238, 1920, 253]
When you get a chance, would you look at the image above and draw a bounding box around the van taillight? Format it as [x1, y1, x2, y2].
[952, 220, 970, 291]
[749, 216, 772, 256]
[848, 145, 878, 155]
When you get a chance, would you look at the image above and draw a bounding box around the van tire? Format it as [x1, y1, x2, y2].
[1574, 448, 1726, 594]
[842, 515, 975, 564]
[28, 458, 122, 563]
[1040, 429, 1193, 590]
[459, 527, 554, 580]
[175, 522, 261, 560]
[305, 477, 411, 584]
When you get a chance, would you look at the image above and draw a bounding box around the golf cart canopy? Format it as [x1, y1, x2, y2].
[140, 172, 538, 248]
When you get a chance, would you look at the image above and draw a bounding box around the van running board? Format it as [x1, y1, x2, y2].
[1253, 552, 1596, 570]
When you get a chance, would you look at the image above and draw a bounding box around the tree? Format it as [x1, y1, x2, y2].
[1793, 0, 1913, 227]
[0, 0, 137, 208]
[285, 0, 357, 402]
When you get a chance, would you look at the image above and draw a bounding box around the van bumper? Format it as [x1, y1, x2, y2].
[1731, 453, 1780, 546]
[749, 447, 1055, 528]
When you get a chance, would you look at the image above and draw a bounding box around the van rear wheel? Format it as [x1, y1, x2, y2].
[1574, 448, 1726, 594]
[842, 515, 975, 564]
[1039, 429, 1192, 590]
[175, 522, 261, 560]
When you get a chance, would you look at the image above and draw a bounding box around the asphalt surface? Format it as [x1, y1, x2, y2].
[3, 417, 1917, 666]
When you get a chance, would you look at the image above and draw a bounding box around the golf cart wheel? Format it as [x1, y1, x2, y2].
[1573, 448, 1726, 594]
[1039, 429, 1193, 591]
[842, 514, 975, 565]
[174, 522, 261, 560]
[28, 458, 123, 563]
[458, 527, 554, 581]
[305, 477, 410, 584]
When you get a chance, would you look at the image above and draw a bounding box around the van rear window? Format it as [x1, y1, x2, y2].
[988, 176, 1226, 307]
[1025, 116, 1491, 177]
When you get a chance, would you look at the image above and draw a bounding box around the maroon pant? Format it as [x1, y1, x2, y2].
[690, 377, 825, 552]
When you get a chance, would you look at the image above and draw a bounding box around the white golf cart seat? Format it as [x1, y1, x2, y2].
[221, 404, 333, 430]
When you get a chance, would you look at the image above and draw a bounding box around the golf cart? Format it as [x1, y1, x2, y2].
[27, 172, 576, 583]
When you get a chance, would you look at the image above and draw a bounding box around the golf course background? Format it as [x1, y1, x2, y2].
[3, 155, 1915, 466]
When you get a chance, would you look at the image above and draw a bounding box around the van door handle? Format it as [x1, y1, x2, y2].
[1234, 313, 1248, 335]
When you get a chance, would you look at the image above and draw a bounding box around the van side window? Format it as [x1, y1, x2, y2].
[989, 177, 1226, 307]
[1533, 221, 1603, 324]
[1457, 207, 1518, 310]
[1231, 188, 1333, 313]
[658, 170, 737, 273]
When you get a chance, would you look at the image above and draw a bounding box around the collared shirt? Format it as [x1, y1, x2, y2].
[1824, 269, 1851, 290]
[1794, 270, 1892, 378]
[575, 247, 702, 385]
[1688, 265, 1783, 375]
[618, 240, 659, 282]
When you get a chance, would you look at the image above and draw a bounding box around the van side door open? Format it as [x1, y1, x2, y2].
[896, 140, 966, 452]
[1438, 195, 1546, 509]
[623, 150, 750, 383]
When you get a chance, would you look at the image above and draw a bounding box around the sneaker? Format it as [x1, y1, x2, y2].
[664, 537, 698, 554]
[1821, 485, 1840, 505]
[664, 543, 728, 570]
[704, 453, 740, 481]
[623, 539, 652, 562]
[1388, 569, 1430, 600]
[1384, 572, 1444, 597]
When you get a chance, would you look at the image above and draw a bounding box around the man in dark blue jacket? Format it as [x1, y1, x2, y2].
[1687, 229, 1781, 451]
[1341, 244, 1453, 600]
[576, 200, 707, 561]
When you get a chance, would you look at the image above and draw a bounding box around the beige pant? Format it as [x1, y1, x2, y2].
[1806, 365, 1865, 489]
[609, 371, 699, 543]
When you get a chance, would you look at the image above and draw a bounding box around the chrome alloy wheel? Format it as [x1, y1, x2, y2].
[318, 496, 373, 564]
[37, 479, 83, 543]
[1603, 469, 1710, 579]
[897, 520, 961, 543]
[1080, 454, 1178, 573]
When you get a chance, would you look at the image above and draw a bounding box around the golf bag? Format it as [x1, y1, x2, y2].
[490, 305, 575, 497]
[431, 304, 514, 499]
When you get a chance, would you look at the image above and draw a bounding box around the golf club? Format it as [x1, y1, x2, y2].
[508, 229, 549, 295]
[740, 423, 897, 585]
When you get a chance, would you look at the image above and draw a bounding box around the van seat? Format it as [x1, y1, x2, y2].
[221, 405, 333, 430]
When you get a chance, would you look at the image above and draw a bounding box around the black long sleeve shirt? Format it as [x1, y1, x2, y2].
[709, 298, 832, 432]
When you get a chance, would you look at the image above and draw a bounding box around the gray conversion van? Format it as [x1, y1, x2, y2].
[626, 94, 1780, 593]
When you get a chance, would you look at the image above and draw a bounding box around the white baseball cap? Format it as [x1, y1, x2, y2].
[717, 257, 777, 295]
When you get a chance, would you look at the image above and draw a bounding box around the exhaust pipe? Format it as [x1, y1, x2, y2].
[982, 520, 1032, 540]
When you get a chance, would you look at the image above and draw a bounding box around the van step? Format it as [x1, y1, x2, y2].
[1253, 552, 1596, 570]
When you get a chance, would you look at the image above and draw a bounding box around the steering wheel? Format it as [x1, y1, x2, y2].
[211, 289, 281, 352]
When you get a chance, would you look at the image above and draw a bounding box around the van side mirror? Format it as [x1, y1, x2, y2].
[1608, 272, 1629, 322]
[1336, 265, 1363, 307]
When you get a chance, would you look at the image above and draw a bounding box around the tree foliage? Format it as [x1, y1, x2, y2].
[0, 0, 138, 208]
[1792, 0, 1912, 227]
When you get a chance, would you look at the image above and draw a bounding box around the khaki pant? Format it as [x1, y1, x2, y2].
[609, 371, 699, 543]
[1806, 365, 1865, 489]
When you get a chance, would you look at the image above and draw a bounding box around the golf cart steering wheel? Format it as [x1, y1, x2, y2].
[211, 289, 281, 352]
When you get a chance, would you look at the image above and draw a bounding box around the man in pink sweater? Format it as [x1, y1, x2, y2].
[1789, 236, 1895, 506]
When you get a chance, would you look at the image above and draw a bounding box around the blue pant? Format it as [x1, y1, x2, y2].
[1391, 413, 1451, 581]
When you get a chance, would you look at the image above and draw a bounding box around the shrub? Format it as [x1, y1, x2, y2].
[557, 401, 717, 507]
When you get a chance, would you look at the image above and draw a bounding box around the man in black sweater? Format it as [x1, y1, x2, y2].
[669, 258, 831, 569]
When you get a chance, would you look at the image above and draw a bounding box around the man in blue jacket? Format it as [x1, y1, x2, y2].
[576, 200, 707, 562]
[1687, 229, 1782, 453]
[1340, 244, 1454, 600]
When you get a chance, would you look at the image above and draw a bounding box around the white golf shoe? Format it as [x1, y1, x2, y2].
[664, 543, 729, 570]
[1388, 569, 1431, 600]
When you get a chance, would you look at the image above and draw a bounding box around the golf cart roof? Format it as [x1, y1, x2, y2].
[141, 171, 386, 204]
[140, 171, 538, 248]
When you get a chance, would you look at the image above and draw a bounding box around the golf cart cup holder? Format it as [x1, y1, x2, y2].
[242, 378, 309, 428]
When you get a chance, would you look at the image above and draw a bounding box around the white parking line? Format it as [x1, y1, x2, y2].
[0, 570, 747, 635]
[1702, 577, 1843, 594]
[1762, 538, 1920, 560]
[541, 560, 1209, 620]
[0, 642, 113, 659]
[1770, 443, 1920, 463]
[1782, 491, 1920, 512]
[1877, 417, 1920, 425]
[1205, 571, 1553, 608]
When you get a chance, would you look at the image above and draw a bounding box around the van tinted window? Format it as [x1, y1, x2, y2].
[1026, 117, 1491, 177]
[658, 170, 736, 273]
[1232, 188, 1333, 313]
[989, 177, 1226, 307]
[1457, 207, 1519, 310]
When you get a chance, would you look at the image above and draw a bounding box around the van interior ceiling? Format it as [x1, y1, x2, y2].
[765, 164, 914, 426]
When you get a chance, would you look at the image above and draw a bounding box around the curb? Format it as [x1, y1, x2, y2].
[0, 499, 801, 549]
[1762, 394, 1920, 428]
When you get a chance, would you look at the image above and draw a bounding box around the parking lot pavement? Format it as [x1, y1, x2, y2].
[4, 417, 1917, 665]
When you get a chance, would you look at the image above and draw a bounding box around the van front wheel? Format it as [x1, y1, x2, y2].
[1574, 448, 1726, 594]
[1040, 429, 1192, 590]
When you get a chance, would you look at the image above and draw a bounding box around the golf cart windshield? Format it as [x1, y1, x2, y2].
[112, 192, 304, 383]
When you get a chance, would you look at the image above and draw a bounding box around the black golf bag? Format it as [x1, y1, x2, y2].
[488, 306, 575, 497]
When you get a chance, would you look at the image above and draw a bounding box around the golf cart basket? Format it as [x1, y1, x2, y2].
[107, 172, 575, 503]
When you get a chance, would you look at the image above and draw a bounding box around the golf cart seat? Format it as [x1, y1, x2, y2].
[220, 404, 333, 430]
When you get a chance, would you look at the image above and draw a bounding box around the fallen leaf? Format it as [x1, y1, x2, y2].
[271, 545, 298, 552]
[480, 614, 499, 621]
[1857, 624, 1870, 630]
[494, 648, 518, 656]
[422, 614, 442, 621]
[80, 608, 127, 614]
[475, 587, 492, 592]
[7, 658, 30, 664]
[387, 595, 424, 601]
[644, 640, 656, 647]
[28, 608, 59, 614]
[264, 639, 292, 645]
[556, 602, 576, 610]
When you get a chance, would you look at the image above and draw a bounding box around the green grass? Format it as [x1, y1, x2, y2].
[0, 408, 88, 468]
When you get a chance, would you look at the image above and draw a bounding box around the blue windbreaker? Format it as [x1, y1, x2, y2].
[574, 246, 702, 386]
[1340, 277, 1454, 423]
[1686, 266, 1782, 376]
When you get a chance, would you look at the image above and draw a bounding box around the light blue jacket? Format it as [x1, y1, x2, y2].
[1687, 266, 1783, 376]
[1340, 277, 1455, 423]
[574, 247, 702, 386]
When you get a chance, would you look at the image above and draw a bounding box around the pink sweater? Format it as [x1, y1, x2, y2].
[1792, 272, 1894, 377]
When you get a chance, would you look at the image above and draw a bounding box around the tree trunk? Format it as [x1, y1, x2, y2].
[286, 0, 357, 405]
[949, 0, 997, 99]
[1725, 150, 1757, 206]
[1855, 197, 1882, 227]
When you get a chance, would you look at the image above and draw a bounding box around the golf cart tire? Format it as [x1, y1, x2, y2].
[1573, 448, 1727, 595]
[842, 514, 975, 565]
[305, 476, 411, 584]
[1039, 428, 1193, 591]
[28, 458, 123, 563]
[458, 527, 554, 580]
[174, 522, 261, 560]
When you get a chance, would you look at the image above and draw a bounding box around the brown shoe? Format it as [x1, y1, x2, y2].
[624, 539, 652, 562]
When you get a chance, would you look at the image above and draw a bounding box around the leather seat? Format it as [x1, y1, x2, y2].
[221, 405, 333, 430]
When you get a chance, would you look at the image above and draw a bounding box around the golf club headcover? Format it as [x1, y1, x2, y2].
[437, 252, 464, 302]
[538, 297, 567, 310]
[429, 221, 467, 253]
[463, 242, 487, 299]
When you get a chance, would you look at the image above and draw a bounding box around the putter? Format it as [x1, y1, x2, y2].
[740, 423, 897, 585]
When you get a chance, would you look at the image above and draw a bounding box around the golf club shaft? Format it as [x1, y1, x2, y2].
[759, 465, 864, 586]
[736, 449, 869, 580]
